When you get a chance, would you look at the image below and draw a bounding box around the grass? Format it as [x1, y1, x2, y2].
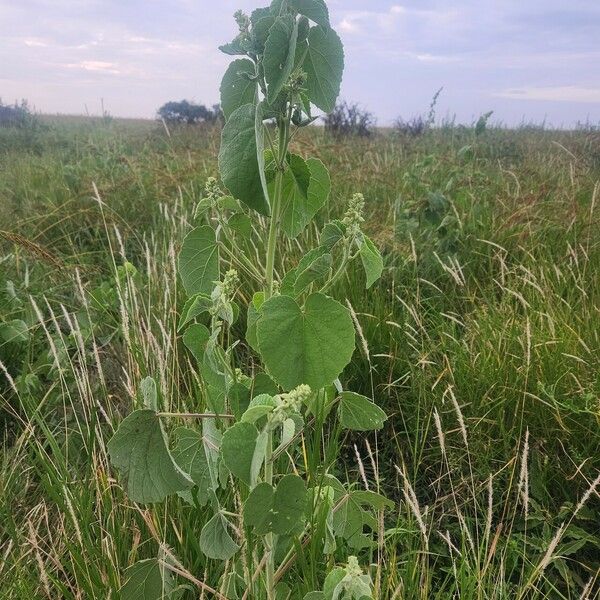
[1, 116, 599, 599]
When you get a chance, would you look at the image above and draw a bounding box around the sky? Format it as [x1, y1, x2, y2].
[1, 0, 599, 127]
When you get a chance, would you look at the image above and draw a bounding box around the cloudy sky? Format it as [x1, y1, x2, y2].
[1, 0, 599, 126]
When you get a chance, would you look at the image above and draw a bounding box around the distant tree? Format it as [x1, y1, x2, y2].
[323, 101, 376, 138]
[157, 100, 223, 125]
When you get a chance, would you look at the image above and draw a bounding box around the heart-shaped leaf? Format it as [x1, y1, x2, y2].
[257, 293, 355, 391]
[359, 235, 383, 289]
[172, 427, 213, 506]
[221, 422, 260, 485]
[278, 157, 331, 239]
[338, 392, 387, 431]
[272, 474, 307, 535]
[320, 220, 346, 250]
[244, 482, 275, 534]
[302, 26, 344, 113]
[264, 15, 298, 103]
[241, 394, 277, 423]
[219, 103, 270, 215]
[178, 226, 219, 297]
[179, 294, 212, 331]
[108, 410, 193, 503]
[220, 59, 257, 121]
[293, 247, 332, 295]
[243, 474, 307, 535]
[199, 513, 240, 561]
[121, 559, 175, 600]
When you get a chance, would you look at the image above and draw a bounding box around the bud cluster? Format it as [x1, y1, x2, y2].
[287, 68, 308, 95]
[342, 193, 365, 239]
[234, 10, 250, 33]
[269, 384, 311, 427]
[211, 269, 239, 325]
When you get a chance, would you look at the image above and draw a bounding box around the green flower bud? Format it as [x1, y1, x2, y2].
[210, 269, 239, 325]
[342, 193, 366, 238]
[234, 10, 250, 32]
[269, 384, 311, 427]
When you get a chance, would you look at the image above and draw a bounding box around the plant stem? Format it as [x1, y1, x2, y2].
[264, 429, 275, 600]
[264, 118, 289, 299]
[320, 241, 352, 294]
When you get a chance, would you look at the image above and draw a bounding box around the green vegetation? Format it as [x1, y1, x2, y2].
[1, 6, 600, 599]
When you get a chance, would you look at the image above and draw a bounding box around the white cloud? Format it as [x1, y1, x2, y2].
[66, 60, 122, 74]
[23, 38, 49, 48]
[338, 18, 359, 33]
[495, 86, 600, 103]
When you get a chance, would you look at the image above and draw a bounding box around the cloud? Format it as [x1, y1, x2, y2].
[23, 38, 49, 48]
[495, 86, 600, 103]
[68, 60, 120, 73]
[1, 0, 599, 124]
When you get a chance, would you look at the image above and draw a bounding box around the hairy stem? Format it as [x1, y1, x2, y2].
[264, 118, 289, 299]
[264, 429, 275, 600]
[320, 241, 352, 294]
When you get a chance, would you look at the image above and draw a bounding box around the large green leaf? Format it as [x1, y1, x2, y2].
[199, 513, 240, 561]
[219, 35, 247, 56]
[244, 482, 275, 534]
[241, 393, 276, 423]
[108, 410, 193, 503]
[221, 422, 259, 485]
[178, 294, 211, 331]
[178, 226, 219, 297]
[283, 246, 332, 295]
[294, 251, 332, 294]
[320, 220, 346, 250]
[251, 6, 272, 25]
[337, 392, 387, 431]
[220, 59, 257, 121]
[171, 427, 212, 506]
[219, 103, 270, 215]
[279, 156, 331, 238]
[272, 474, 307, 535]
[290, 0, 330, 28]
[242, 475, 306, 535]
[263, 15, 298, 103]
[359, 235, 383, 289]
[256, 293, 355, 391]
[269, 153, 308, 237]
[252, 15, 276, 51]
[121, 559, 175, 600]
[182, 323, 210, 364]
[303, 26, 344, 113]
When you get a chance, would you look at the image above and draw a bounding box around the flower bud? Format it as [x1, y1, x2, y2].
[342, 193, 366, 238]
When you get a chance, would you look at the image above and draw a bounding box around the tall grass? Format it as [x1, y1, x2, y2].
[1, 117, 599, 598]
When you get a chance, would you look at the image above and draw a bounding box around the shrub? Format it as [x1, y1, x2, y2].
[323, 101, 376, 137]
[394, 87, 442, 137]
[0, 99, 37, 129]
[394, 114, 428, 137]
[157, 100, 222, 125]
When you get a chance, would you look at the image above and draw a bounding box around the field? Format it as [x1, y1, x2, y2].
[1, 117, 599, 598]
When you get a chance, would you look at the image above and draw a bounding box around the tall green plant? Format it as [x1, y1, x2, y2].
[108, 2, 388, 598]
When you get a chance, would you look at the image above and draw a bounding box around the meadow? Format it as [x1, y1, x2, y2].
[1, 116, 599, 598]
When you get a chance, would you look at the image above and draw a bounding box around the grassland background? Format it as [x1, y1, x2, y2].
[1, 117, 599, 598]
